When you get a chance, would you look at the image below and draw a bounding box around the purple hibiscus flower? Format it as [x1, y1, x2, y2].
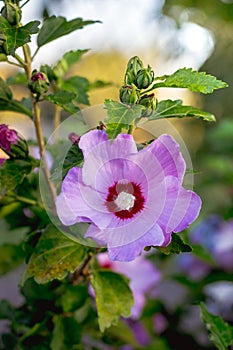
[56, 130, 201, 261]
[97, 252, 161, 319]
[0, 124, 18, 153]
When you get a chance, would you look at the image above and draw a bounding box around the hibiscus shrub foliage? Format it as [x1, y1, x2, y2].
[0, 1, 232, 349]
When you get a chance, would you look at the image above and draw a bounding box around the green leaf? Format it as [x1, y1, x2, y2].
[44, 90, 80, 114]
[61, 76, 90, 105]
[0, 17, 40, 55]
[0, 244, 24, 276]
[0, 78, 32, 117]
[0, 53, 7, 61]
[149, 99, 215, 122]
[154, 233, 192, 255]
[91, 270, 134, 332]
[0, 299, 15, 320]
[24, 224, 87, 284]
[50, 315, 82, 350]
[154, 68, 228, 94]
[53, 49, 89, 78]
[104, 99, 145, 139]
[50, 142, 84, 182]
[0, 77, 12, 101]
[37, 16, 100, 47]
[57, 284, 88, 313]
[7, 72, 27, 85]
[200, 302, 233, 350]
[0, 159, 33, 196]
[192, 244, 216, 266]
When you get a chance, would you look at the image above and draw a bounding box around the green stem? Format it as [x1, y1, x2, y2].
[14, 53, 26, 67]
[22, 44, 57, 214]
[6, 60, 22, 68]
[15, 196, 40, 206]
[31, 47, 40, 61]
[20, 0, 30, 8]
[127, 124, 135, 135]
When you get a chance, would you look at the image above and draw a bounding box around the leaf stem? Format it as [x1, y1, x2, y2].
[71, 249, 101, 285]
[127, 125, 135, 135]
[20, 0, 30, 8]
[14, 53, 26, 67]
[15, 195, 41, 206]
[22, 44, 57, 214]
[31, 47, 40, 61]
[6, 60, 22, 68]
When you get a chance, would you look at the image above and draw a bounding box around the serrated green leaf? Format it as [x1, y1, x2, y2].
[104, 99, 145, 139]
[0, 244, 25, 276]
[53, 49, 89, 78]
[0, 159, 33, 196]
[50, 315, 82, 350]
[154, 68, 228, 94]
[0, 17, 40, 55]
[149, 99, 215, 122]
[91, 270, 134, 332]
[37, 16, 100, 47]
[200, 302, 233, 350]
[61, 76, 90, 105]
[24, 224, 87, 284]
[154, 233, 192, 255]
[44, 90, 80, 114]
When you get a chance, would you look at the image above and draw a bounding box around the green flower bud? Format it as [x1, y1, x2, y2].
[136, 66, 154, 89]
[28, 70, 50, 97]
[1, 3, 22, 25]
[124, 56, 144, 85]
[139, 94, 156, 118]
[119, 85, 140, 104]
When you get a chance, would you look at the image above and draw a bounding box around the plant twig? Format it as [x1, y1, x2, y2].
[71, 248, 101, 285]
[23, 44, 57, 214]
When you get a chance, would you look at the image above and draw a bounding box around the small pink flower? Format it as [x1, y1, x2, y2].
[0, 124, 18, 152]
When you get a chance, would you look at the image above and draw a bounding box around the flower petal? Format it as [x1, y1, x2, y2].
[166, 186, 202, 235]
[56, 167, 111, 228]
[80, 132, 138, 187]
[107, 223, 164, 261]
[145, 134, 186, 182]
[79, 129, 108, 158]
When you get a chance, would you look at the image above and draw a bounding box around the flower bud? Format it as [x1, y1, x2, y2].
[119, 85, 140, 104]
[139, 94, 156, 118]
[124, 56, 144, 85]
[0, 124, 18, 153]
[136, 66, 154, 89]
[68, 132, 80, 145]
[1, 2, 22, 25]
[139, 93, 156, 108]
[97, 121, 106, 130]
[28, 70, 50, 97]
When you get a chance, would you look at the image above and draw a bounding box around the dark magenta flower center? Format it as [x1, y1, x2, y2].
[105, 180, 145, 219]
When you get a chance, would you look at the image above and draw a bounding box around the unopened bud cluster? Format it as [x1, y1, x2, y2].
[1, 1, 22, 26]
[28, 70, 50, 98]
[119, 56, 156, 117]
